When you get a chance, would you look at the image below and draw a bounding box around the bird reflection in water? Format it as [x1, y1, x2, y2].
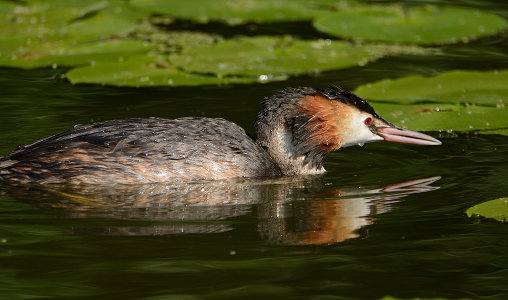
[2, 176, 440, 245]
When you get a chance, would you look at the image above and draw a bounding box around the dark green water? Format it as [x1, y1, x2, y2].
[2, 2, 508, 299]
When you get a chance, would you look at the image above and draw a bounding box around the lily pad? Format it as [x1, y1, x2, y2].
[371, 102, 508, 134]
[130, 0, 342, 24]
[0, 39, 156, 69]
[354, 70, 508, 107]
[0, 1, 17, 14]
[313, 5, 508, 45]
[170, 36, 429, 78]
[66, 55, 256, 87]
[480, 128, 508, 136]
[0, 0, 107, 28]
[0, 0, 146, 40]
[0, 0, 149, 68]
[466, 197, 508, 222]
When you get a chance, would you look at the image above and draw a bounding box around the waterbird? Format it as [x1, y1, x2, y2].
[0, 86, 441, 184]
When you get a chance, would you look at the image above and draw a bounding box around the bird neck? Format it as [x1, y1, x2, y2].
[254, 118, 328, 176]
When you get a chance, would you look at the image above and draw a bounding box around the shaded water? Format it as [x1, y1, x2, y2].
[2, 1, 508, 299]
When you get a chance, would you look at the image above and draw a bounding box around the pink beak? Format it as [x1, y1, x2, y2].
[376, 127, 441, 146]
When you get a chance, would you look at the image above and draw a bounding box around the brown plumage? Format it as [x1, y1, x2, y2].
[0, 86, 441, 184]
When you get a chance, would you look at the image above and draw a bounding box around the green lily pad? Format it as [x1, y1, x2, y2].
[0, 1, 17, 14]
[63, 13, 144, 42]
[0, 0, 150, 69]
[130, 0, 355, 25]
[66, 55, 256, 87]
[170, 36, 429, 79]
[480, 128, 508, 136]
[360, 70, 508, 134]
[313, 5, 508, 45]
[466, 197, 508, 222]
[0, 39, 156, 69]
[0, 0, 106, 28]
[354, 70, 508, 107]
[372, 102, 508, 134]
[0, 0, 145, 40]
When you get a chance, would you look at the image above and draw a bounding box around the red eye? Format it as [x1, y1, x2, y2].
[364, 117, 373, 126]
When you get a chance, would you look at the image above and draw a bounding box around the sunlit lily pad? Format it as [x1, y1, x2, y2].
[130, 0, 347, 25]
[313, 5, 508, 45]
[63, 13, 144, 42]
[0, 0, 149, 69]
[372, 102, 508, 134]
[354, 70, 508, 106]
[0, 39, 155, 69]
[481, 128, 508, 136]
[66, 55, 256, 87]
[0, 0, 146, 41]
[466, 197, 508, 222]
[0, 0, 107, 29]
[0, 1, 17, 14]
[170, 36, 429, 78]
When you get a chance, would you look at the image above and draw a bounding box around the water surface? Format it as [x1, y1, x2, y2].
[1, 1, 508, 299]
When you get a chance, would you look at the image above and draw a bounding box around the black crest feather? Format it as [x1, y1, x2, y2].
[315, 85, 379, 118]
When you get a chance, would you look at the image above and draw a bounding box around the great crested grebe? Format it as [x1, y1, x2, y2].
[0, 86, 441, 184]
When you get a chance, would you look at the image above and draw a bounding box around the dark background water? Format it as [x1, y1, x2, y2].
[1, 0, 508, 299]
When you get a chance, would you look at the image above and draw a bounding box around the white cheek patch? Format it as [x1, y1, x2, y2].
[341, 113, 383, 148]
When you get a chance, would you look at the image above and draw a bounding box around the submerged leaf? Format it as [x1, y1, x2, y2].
[132, 30, 222, 52]
[354, 70, 508, 106]
[372, 102, 508, 134]
[467, 197, 508, 222]
[66, 55, 256, 87]
[313, 5, 508, 45]
[170, 36, 428, 79]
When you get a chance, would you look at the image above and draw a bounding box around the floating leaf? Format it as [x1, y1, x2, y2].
[0, 0, 145, 41]
[63, 13, 143, 42]
[0, 1, 17, 14]
[0, 0, 107, 30]
[313, 5, 508, 45]
[354, 70, 508, 107]
[130, 0, 339, 24]
[372, 102, 508, 134]
[480, 128, 508, 136]
[0, 0, 149, 69]
[359, 71, 508, 134]
[170, 36, 428, 79]
[466, 197, 508, 222]
[0, 39, 156, 69]
[66, 55, 256, 87]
